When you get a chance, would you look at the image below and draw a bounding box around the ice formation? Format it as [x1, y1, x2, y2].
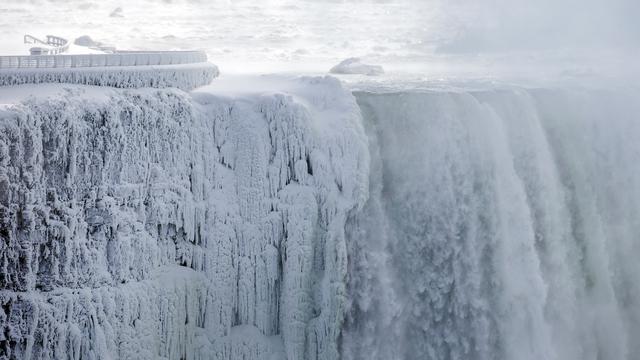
[110, 7, 124, 18]
[343, 88, 640, 360]
[1, 73, 640, 360]
[0, 63, 218, 91]
[0, 77, 368, 359]
[329, 58, 384, 76]
[73, 36, 103, 48]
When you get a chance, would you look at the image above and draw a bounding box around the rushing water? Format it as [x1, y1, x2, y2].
[343, 88, 640, 360]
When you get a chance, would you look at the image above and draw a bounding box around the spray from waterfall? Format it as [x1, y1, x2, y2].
[343, 88, 640, 360]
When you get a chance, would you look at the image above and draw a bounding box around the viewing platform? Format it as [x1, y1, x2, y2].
[23, 34, 70, 55]
[0, 35, 218, 91]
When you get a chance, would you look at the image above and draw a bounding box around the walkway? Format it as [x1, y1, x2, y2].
[24, 34, 70, 55]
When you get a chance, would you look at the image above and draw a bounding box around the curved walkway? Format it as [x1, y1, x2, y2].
[24, 34, 70, 55]
[0, 51, 208, 69]
[0, 51, 217, 91]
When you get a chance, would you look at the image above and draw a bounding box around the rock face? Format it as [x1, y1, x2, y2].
[0, 77, 368, 360]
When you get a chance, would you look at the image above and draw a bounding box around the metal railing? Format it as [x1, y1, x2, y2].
[24, 35, 70, 55]
[0, 51, 208, 69]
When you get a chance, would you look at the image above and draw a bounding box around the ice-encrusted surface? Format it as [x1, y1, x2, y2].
[0, 63, 218, 91]
[0, 77, 368, 360]
[329, 58, 384, 76]
[343, 88, 640, 360]
[3, 74, 640, 360]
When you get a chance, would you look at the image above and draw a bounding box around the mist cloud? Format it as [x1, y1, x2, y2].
[436, 0, 640, 53]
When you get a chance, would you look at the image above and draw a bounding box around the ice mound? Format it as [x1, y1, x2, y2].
[329, 57, 384, 76]
[109, 7, 124, 17]
[74, 35, 101, 47]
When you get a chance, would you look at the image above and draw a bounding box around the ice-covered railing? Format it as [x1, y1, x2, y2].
[0, 50, 208, 69]
[24, 34, 70, 55]
[0, 50, 217, 90]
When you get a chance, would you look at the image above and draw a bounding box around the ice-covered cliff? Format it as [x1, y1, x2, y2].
[0, 77, 368, 360]
[1, 76, 640, 360]
[343, 87, 640, 360]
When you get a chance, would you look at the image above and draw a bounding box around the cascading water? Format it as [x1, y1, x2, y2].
[343, 88, 640, 360]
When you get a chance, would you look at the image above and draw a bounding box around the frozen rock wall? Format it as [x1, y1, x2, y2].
[343, 88, 640, 360]
[0, 77, 368, 360]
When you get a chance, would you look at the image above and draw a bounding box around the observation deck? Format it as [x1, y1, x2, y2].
[0, 35, 218, 91]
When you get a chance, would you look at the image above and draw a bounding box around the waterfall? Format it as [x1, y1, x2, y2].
[343, 87, 640, 360]
[2, 77, 639, 360]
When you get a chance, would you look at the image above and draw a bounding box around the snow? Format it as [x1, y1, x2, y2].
[329, 58, 384, 76]
[64, 43, 110, 55]
[10, 36, 109, 57]
[74, 36, 101, 48]
[0, 76, 368, 359]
